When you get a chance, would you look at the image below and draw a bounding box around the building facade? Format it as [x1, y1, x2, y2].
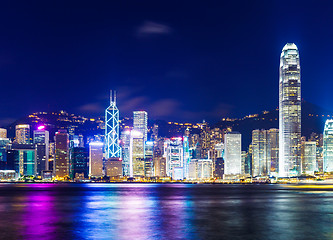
[89, 142, 104, 178]
[34, 129, 49, 176]
[15, 124, 30, 144]
[105, 90, 121, 158]
[164, 138, 184, 179]
[133, 111, 148, 141]
[323, 120, 333, 172]
[224, 132, 241, 176]
[252, 129, 269, 177]
[301, 141, 316, 175]
[55, 130, 69, 179]
[279, 43, 301, 177]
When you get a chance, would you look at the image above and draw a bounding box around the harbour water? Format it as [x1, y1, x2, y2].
[0, 183, 332, 240]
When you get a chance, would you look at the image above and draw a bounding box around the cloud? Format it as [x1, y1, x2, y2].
[148, 99, 182, 118]
[136, 21, 172, 37]
[78, 103, 104, 114]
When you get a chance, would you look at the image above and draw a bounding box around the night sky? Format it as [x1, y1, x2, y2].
[0, 1, 333, 125]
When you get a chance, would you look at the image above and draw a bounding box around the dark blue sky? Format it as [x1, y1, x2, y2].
[0, 1, 333, 125]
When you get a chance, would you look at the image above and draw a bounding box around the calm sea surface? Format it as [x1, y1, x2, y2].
[0, 183, 332, 240]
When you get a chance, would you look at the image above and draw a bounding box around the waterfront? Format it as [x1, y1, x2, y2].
[0, 184, 332, 240]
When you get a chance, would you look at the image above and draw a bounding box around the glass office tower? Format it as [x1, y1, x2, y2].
[323, 120, 333, 172]
[279, 43, 301, 177]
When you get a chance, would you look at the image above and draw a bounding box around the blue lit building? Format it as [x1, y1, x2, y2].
[105, 90, 121, 158]
[11, 143, 36, 177]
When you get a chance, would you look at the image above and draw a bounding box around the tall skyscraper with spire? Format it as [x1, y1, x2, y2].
[105, 90, 121, 158]
[279, 43, 301, 177]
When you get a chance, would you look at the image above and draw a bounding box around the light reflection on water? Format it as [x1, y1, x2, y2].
[0, 184, 332, 239]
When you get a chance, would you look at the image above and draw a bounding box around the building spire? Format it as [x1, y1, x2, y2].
[110, 90, 117, 104]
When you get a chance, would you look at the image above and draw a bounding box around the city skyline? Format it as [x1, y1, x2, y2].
[0, 1, 333, 124]
[0, 40, 332, 183]
[1, 3, 333, 240]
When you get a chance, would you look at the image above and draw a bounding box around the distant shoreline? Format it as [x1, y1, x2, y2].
[1, 181, 333, 186]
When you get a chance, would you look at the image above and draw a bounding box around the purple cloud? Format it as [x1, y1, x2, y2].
[136, 21, 172, 37]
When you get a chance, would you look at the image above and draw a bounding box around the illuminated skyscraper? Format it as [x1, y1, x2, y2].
[224, 132, 241, 176]
[70, 147, 88, 179]
[55, 130, 69, 179]
[164, 137, 184, 179]
[15, 124, 30, 144]
[0, 128, 7, 138]
[197, 159, 213, 180]
[252, 129, 268, 177]
[268, 128, 279, 176]
[12, 144, 35, 177]
[33, 127, 49, 175]
[130, 130, 145, 177]
[144, 141, 154, 177]
[120, 130, 131, 176]
[105, 90, 121, 158]
[89, 142, 104, 178]
[105, 158, 122, 178]
[279, 43, 301, 177]
[301, 141, 316, 175]
[323, 120, 333, 172]
[133, 111, 148, 141]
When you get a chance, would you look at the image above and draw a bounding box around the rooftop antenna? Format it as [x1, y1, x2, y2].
[110, 90, 117, 104]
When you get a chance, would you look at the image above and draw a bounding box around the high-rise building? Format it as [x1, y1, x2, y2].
[252, 129, 269, 177]
[70, 147, 88, 179]
[105, 90, 121, 158]
[323, 120, 333, 172]
[120, 130, 131, 176]
[197, 159, 213, 180]
[12, 143, 36, 177]
[48, 142, 55, 172]
[0, 128, 7, 138]
[133, 111, 148, 141]
[15, 124, 30, 144]
[188, 159, 198, 180]
[309, 132, 323, 172]
[214, 157, 224, 179]
[55, 130, 69, 179]
[34, 127, 49, 176]
[301, 141, 316, 175]
[268, 128, 279, 176]
[144, 141, 154, 177]
[89, 142, 104, 178]
[105, 158, 122, 178]
[131, 131, 145, 177]
[279, 43, 301, 177]
[183, 135, 191, 179]
[0, 138, 10, 170]
[164, 137, 184, 179]
[224, 132, 241, 176]
[154, 156, 166, 177]
[151, 124, 159, 140]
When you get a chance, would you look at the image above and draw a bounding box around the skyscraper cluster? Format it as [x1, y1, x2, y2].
[0, 43, 332, 182]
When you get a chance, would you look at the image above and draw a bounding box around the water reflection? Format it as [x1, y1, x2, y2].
[0, 184, 332, 239]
